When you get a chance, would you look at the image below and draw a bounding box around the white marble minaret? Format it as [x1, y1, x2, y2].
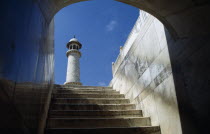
[64, 37, 82, 85]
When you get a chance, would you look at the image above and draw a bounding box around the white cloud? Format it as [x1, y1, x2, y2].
[106, 20, 117, 31]
[98, 82, 106, 86]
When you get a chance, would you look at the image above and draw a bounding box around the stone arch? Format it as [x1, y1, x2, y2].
[46, 0, 210, 39]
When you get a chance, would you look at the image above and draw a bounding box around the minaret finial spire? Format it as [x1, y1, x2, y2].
[74, 35, 76, 38]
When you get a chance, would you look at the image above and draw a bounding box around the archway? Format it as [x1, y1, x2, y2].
[49, 1, 210, 134]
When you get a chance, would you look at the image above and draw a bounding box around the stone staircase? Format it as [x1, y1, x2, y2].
[45, 85, 161, 134]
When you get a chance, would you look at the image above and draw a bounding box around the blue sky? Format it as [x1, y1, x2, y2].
[54, 0, 139, 86]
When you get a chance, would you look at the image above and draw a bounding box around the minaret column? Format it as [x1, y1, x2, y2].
[64, 37, 82, 85]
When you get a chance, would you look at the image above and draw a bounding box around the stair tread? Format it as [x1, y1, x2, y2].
[54, 89, 117, 91]
[53, 98, 130, 104]
[52, 98, 130, 104]
[49, 110, 142, 114]
[53, 93, 124, 98]
[50, 116, 143, 118]
[54, 97, 126, 100]
[53, 93, 122, 95]
[47, 117, 151, 128]
[54, 98, 127, 100]
[55, 88, 113, 90]
[46, 127, 161, 134]
[49, 110, 142, 113]
[51, 103, 135, 110]
[47, 126, 159, 129]
[54, 89, 115, 92]
[49, 117, 150, 120]
[50, 110, 140, 111]
[55, 85, 112, 88]
[53, 103, 133, 105]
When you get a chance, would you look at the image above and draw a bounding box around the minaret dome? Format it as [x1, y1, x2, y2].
[66, 37, 82, 50]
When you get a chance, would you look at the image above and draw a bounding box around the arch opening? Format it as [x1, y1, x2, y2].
[50, 1, 210, 134]
[53, 1, 181, 134]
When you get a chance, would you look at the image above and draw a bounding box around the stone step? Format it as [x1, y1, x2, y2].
[46, 127, 161, 134]
[54, 90, 118, 94]
[51, 104, 136, 110]
[49, 115, 143, 118]
[49, 110, 143, 118]
[53, 98, 130, 104]
[55, 85, 113, 90]
[53, 93, 124, 98]
[47, 117, 151, 128]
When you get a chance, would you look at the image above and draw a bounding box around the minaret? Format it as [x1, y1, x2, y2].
[64, 36, 82, 85]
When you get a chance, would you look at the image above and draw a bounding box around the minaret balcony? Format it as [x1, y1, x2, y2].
[66, 49, 81, 57]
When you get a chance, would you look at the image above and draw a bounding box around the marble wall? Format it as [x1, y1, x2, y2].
[110, 11, 182, 134]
